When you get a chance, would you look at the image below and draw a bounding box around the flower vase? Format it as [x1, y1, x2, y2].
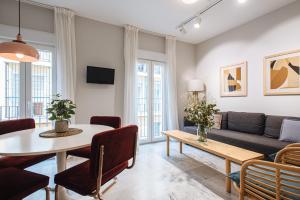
[197, 125, 208, 143]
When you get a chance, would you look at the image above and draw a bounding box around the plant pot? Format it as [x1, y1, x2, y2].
[197, 125, 208, 143]
[55, 120, 69, 133]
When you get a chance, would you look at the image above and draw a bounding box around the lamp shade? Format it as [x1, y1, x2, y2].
[0, 35, 39, 62]
[188, 79, 204, 92]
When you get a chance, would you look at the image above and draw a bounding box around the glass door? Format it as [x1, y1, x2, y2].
[0, 41, 55, 127]
[136, 59, 165, 143]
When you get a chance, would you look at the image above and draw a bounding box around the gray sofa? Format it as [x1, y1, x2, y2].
[183, 111, 300, 155]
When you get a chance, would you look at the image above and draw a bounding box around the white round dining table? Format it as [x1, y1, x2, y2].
[0, 124, 113, 200]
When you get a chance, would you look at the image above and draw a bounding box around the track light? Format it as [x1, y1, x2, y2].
[179, 26, 187, 34]
[193, 17, 201, 29]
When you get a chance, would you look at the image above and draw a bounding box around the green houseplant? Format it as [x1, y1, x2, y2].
[184, 100, 219, 142]
[46, 94, 76, 133]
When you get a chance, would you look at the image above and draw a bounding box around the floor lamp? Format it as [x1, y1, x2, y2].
[187, 79, 205, 103]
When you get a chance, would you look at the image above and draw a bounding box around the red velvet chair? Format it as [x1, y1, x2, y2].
[67, 116, 121, 158]
[0, 167, 50, 200]
[54, 125, 137, 200]
[0, 119, 55, 169]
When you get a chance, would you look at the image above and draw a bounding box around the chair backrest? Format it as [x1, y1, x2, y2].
[90, 116, 121, 129]
[275, 147, 300, 167]
[240, 160, 300, 200]
[0, 118, 35, 135]
[90, 125, 138, 179]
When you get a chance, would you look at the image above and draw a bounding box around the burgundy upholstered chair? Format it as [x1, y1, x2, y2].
[54, 125, 137, 200]
[67, 116, 121, 158]
[0, 167, 50, 200]
[0, 118, 55, 169]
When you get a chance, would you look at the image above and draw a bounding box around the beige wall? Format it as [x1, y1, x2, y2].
[195, 1, 300, 117]
[75, 16, 125, 123]
[0, 0, 54, 33]
[139, 32, 165, 53]
[176, 41, 196, 129]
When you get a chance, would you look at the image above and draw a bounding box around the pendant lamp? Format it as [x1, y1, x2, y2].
[0, 0, 39, 62]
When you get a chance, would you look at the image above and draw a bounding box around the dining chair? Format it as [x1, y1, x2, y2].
[0, 118, 55, 169]
[0, 167, 50, 200]
[67, 116, 121, 158]
[54, 125, 137, 200]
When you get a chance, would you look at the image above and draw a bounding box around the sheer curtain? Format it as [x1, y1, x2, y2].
[54, 7, 77, 102]
[123, 25, 139, 126]
[164, 36, 179, 130]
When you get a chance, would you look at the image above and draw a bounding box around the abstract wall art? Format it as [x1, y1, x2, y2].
[220, 62, 247, 97]
[264, 50, 300, 95]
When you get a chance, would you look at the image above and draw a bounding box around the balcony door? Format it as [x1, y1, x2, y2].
[0, 43, 56, 127]
[136, 59, 165, 143]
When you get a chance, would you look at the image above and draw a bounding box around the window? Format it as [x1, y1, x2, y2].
[0, 46, 56, 127]
[136, 59, 164, 143]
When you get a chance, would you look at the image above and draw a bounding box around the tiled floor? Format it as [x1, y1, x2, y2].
[26, 141, 240, 200]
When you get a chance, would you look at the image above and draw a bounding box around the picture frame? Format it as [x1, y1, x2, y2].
[264, 50, 300, 96]
[220, 62, 248, 97]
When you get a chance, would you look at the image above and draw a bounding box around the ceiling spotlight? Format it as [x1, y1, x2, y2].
[182, 0, 199, 5]
[238, 0, 247, 4]
[179, 26, 187, 34]
[193, 17, 201, 29]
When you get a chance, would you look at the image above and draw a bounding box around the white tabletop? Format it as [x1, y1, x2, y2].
[0, 124, 113, 156]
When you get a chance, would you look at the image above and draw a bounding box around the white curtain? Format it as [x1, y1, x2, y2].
[164, 36, 179, 130]
[123, 25, 139, 125]
[54, 7, 77, 102]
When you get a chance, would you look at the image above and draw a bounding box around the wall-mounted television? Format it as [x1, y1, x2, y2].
[86, 66, 115, 84]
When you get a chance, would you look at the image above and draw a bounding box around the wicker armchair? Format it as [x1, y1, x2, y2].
[239, 160, 300, 200]
[232, 145, 300, 200]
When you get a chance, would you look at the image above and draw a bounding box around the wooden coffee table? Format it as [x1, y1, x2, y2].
[162, 130, 264, 193]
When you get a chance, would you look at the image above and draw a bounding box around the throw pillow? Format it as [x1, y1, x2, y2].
[279, 119, 300, 142]
[213, 114, 222, 129]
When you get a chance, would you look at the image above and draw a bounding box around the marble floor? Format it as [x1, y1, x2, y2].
[26, 141, 240, 200]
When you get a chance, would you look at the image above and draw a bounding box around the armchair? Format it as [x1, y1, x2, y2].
[67, 116, 121, 158]
[231, 145, 300, 199]
[54, 125, 138, 200]
[0, 118, 55, 169]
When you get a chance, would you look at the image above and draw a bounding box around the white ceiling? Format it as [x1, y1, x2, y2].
[32, 0, 295, 44]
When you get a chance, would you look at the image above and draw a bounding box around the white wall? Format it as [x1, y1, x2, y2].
[196, 1, 300, 117]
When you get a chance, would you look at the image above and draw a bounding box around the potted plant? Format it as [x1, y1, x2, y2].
[46, 94, 76, 133]
[184, 100, 219, 142]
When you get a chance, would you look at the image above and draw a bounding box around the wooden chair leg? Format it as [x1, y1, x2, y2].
[55, 185, 59, 200]
[45, 187, 50, 200]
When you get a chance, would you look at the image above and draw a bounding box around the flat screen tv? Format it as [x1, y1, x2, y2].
[86, 66, 115, 84]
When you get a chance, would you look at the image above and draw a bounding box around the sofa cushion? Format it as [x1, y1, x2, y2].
[208, 129, 291, 155]
[227, 111, 265, 135]
[279, 119, 300, 142]
[213, 114, 222, 129]
[264, 115, 300, 139]
[220, 112, 228, 129]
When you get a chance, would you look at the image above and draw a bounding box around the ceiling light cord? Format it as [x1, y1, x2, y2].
[18, 0, 21, 35]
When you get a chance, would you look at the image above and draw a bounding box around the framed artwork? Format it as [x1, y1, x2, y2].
[264, 50, 300, 95]
[220, 62, 247, 97]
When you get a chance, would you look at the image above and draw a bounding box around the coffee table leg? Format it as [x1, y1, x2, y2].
[166, 136, 170, 156]
[225, 159, 231, 193]
[179, 142, 183, 154]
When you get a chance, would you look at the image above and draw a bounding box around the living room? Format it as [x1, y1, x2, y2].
[0, 0, 299, 200]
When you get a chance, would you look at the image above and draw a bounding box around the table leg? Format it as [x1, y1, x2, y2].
[166, 136, 170, 157]
[179, 141, 183, 154]
[225, 159, 231, 193]
[56, 152, 77, 200]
